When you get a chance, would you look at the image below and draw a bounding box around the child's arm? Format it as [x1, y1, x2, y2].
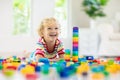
[35, 54, 44, 62]
[58, 54, 64, 60]
[49, 54, 64, 62]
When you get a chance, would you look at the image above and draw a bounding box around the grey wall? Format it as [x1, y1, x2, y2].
[70, 0, 120, 28]
[70, 0, 90, 28]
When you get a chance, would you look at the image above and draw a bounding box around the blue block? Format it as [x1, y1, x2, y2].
[35, 65, 41, 72]
[86, 56, 94, 60]
[72, 46, 78, 51]
[38, 58, 49, 65]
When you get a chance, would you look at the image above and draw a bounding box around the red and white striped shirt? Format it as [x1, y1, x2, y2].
[35, 38, 65, 59]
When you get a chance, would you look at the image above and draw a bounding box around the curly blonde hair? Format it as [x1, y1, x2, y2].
[38, 17, 60, 37]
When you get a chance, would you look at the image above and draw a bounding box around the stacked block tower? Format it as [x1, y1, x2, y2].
[64, 49, 71, 61]
[72, 27, 79, 62]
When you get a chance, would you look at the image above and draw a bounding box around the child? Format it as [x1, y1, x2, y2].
[31, 17, 65, 62]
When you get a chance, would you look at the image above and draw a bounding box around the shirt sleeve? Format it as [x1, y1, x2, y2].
[57, 42, 65, 55]
[35, 43, 45, 57]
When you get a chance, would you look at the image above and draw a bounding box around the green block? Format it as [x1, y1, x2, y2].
[72, 52, 78, 56]
[65, 49, 71, 55]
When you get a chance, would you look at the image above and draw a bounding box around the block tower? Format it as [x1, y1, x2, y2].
[72, 27, 79, 62]
[64, 49, 71, 62]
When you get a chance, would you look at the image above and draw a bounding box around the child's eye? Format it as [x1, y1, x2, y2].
[48, 28, 51, 30]
[55, 27, 58, 30]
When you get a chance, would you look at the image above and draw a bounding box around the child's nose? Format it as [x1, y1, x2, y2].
[51, 29, 57, 32]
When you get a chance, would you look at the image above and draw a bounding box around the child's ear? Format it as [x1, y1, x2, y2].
[40, 30, 44, 36]
[41, 33, 44, 37]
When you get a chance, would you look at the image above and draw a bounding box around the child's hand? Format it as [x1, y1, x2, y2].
[49, 54, 64, 62]
[49, 58, 57, 62]
[36, 54, 44, 62]
[49, 58, 61, 62]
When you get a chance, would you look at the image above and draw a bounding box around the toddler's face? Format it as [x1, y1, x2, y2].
[42, 22, 60, 42]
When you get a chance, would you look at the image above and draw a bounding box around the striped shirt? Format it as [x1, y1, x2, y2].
[32, 38, 65, 60]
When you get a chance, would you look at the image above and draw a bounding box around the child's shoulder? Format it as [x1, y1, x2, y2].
[37, 38, 45, 44]
[56, 38, 64, 47]
[36, 38, 45, 47]
[56, 38, 63, 44]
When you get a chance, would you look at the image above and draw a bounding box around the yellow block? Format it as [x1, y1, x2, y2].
[73, 37, 79, 42]
[77, 64, 89, 74]
[66, 62, 74, 67]
[64, 55, 70, 58]
[72, 56, 78, 60]
[91, 73, 104, 79]
[21, 65, 35, 75]
[106, 64, 118, 73]
[73, 37, 79, 40]
[11, 62, 20, 68]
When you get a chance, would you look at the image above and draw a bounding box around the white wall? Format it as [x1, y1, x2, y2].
[0, 0, 120, 57]
[0, 0, 13, 36]
[0, 0, 55, 57]
[32, 0, 55, 37]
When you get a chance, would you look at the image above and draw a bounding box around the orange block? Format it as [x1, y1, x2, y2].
[72, 56, 78, 62]
[64, 55, 71, 61]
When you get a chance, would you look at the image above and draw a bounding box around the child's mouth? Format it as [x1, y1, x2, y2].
[49, 34, 57, 37]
